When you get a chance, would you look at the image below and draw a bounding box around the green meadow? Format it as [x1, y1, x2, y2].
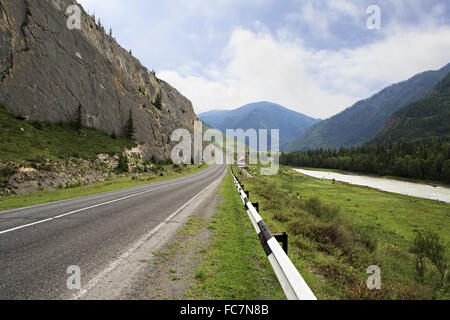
[232, 165, 449, 300]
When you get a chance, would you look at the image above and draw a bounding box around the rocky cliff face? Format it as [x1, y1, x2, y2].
[0, 0, 197, 160]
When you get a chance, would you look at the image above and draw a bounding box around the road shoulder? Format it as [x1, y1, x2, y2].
[128, 185, 223, 300]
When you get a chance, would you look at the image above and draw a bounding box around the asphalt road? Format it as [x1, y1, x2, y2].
[0, 164, 227, 300]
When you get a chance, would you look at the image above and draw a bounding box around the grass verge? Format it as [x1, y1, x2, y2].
[0, 164, 206, 211]
[187, 167, 285, 300]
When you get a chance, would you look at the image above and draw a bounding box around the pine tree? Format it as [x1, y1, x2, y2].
[109, 27, 112, 37]
[75, 104, 83, 131]
[127, 109, 135, 140]
[116, 153, 129, 173]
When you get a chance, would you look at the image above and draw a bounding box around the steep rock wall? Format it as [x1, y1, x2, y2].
[0, 0, 197, 160]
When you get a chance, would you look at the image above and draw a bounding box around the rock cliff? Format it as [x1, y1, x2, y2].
[0, 0, 197, 160]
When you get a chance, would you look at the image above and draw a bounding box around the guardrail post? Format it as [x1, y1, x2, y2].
[253, 202, 259, 213]
[274, 233, 288, 254]
[245, 190, 249, 199]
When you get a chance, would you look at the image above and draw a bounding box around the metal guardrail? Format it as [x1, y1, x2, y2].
[231, 166, 317, 301]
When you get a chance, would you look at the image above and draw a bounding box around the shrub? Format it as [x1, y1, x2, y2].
[315, 223, 348, 248]
[116, 153, 129, 173]
[273, 212, 290, 223]
[288, 220, 304, 236]
[0, 166, 16, 184]
[320, 205, 341, 221]
[288, 219, 316, 237]
[31, 120, 45, 130]
[411, 229, 448, 287]
[66, 180, 82, 189]
[289, 218, 349, 252]
[154, 91, 163, 110]
[358, 231, 378, 253]
[411, 231, 428, 282]
[138, 85, 147, 96]
[425, 232, 448, 288]
[304, 197, 321, 215]
[316, 262, 358, 286]
[303, 196, 340, 220]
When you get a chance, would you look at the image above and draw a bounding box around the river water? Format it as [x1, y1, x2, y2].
[294, 169, 450, 204]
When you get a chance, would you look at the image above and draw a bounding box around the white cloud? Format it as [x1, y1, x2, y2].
[285, 0, 363, 39]
[79, 0, 450, 119]
[159, 24, 450, 119]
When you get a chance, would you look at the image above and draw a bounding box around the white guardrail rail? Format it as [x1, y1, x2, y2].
[231, 166, 317, 301]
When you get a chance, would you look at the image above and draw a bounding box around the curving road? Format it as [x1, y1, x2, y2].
[0, 164, 227, 300]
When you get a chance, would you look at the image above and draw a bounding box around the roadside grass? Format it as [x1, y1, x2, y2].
[187, 167, 285, 300]
[0, 105, 134, 161]
[178, 217, 208, 236]
[0, 164, 206, 211]
[235, 165, 449, 300]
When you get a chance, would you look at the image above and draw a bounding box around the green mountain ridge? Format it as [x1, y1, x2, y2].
[286, 63, 450, 152]
[372, 72, 450, 144]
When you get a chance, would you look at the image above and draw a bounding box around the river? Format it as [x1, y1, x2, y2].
[294, 169, 450, 204]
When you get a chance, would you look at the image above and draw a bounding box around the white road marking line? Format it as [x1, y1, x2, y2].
[71, 174, 220, 300]
[0, 171, 216, 236]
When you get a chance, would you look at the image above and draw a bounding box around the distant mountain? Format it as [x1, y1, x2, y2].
[197, 110, 230, 129]
[198, 102, 320, 150]
[286, 63, 450, 152]
[372, 72, 450, 144]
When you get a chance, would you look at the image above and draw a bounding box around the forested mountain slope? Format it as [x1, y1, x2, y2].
[286, 63, 450, 151]
[372, 72, 450, 144]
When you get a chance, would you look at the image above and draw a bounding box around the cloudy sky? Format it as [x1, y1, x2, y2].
[78, 0, 450, 119]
